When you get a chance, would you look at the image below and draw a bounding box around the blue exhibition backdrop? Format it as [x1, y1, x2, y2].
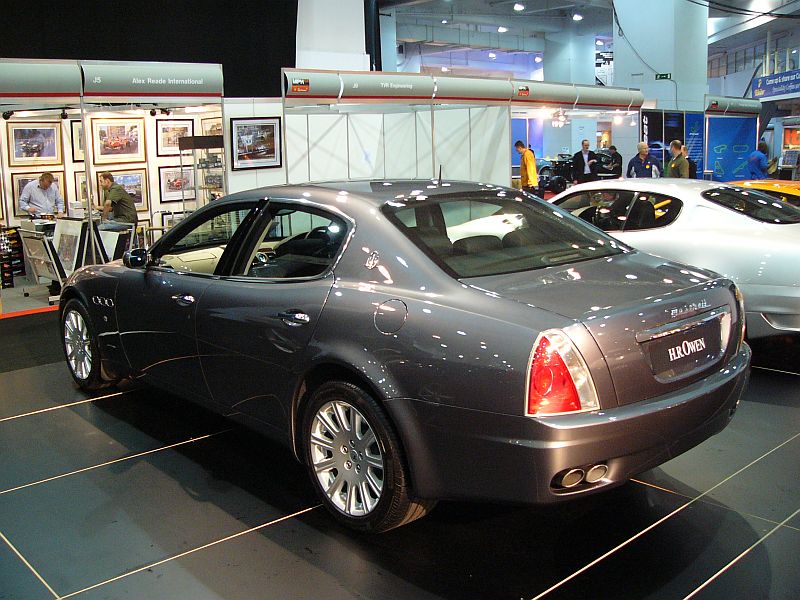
[685, 112, 705, 176]
[706, 116, 758, 181]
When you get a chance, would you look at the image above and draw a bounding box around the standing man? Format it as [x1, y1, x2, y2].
[99, 171, 138, 231]
[682, 144, 698, 179]
[626, 142, 661, 178]
[571, 139, 599, 184]
[666, 140, 690, 178]
[19, 172, 65, 217]
[747, 141, 771, 180]
[515, 140, 539, 195]
[605, 145, 623, 177]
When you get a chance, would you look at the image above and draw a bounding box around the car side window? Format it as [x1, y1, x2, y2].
[158, 206, 253, 274]
[243, 205, 347, 279]
[587, 190, 637, 231]
[556, 193, 591, 212]
[632, 193, 683, 228]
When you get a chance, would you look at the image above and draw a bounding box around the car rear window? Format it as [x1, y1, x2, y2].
[703, 188, 800, 223]
[750, 187, 800, 207]
[382, 192, 625, 278]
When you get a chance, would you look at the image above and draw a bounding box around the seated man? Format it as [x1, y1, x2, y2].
[98, 171, 138, 231]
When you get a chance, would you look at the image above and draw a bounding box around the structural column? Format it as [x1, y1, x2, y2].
[613, 0, 709, 111]
[296, 0, 371, 70]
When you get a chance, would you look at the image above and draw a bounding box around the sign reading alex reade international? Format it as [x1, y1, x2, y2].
[752, 68, 800, 100]
[81, 62, 223, 98]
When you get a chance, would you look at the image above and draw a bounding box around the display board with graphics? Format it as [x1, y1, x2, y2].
[685, 112, 705, 176]
[752, 68, 800, 101]
[706, 116, 758, 182]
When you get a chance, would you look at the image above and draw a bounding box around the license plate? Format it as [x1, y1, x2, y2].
[646, 318, 722, 378]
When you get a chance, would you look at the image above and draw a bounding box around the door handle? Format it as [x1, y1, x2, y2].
[171, 293, 196, 307]
[278, 310, 311, 326]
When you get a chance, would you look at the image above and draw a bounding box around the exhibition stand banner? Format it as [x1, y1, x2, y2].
[0, 60, 81, 105]
[81, 61, 224, 102]
[752, 68, 800, 101]
[283, 68, 644, 109]
[706, 116, 758, 181]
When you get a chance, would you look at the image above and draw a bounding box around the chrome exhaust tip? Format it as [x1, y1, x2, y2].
[560, 468, 585, 488]
[584, 463, 608, 483]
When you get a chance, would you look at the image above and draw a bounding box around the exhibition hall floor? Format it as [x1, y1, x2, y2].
[1, 311, 798, 600]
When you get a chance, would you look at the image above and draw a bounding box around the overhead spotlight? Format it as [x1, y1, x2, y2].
[488, 52, 497, 59]
[441, 66, 450, 72]
[629, 116, 637, 126]
[596, 39, 604, 46]
[613, 114, 623, 125]
[441, 18, 448, 24]
[60, 109, 69, 119]
[514, 3, 525, 11]
[160, 108, 171, 115]
[534, 55, 543, 63]
[572, 13, 583, 21]
[149, 108, 157, 116]
[497, 26, 508, 33]
[2, 111, 14, 120]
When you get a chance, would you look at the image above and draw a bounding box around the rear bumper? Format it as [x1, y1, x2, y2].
[387, 344, 751, 505]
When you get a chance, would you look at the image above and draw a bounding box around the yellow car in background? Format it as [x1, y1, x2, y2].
[730, 180, 800, 206]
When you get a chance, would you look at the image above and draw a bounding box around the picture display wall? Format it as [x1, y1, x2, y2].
[0, 108, 223, 231]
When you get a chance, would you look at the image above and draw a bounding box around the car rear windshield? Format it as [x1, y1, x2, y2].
[382, 192, 625, 278]
[703, 188, 800, 223]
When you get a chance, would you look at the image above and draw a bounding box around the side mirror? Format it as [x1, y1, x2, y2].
[123, 248, 148, 269]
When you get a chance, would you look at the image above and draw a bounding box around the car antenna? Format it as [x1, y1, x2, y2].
[438, 164, 443, 184]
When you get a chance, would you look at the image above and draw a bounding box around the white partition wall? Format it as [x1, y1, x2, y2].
[224, 98, 286, 193]
[469, 106, 511, 184]
[347, 113, 385, 179]
[383, 113, 417, 178]
[415, 110, 434, 179]
[433, 108, 471, 181]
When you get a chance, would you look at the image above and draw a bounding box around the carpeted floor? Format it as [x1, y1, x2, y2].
[0, 309, 62, 373]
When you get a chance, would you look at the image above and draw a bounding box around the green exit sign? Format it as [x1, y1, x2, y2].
[655, 73, 672, 80]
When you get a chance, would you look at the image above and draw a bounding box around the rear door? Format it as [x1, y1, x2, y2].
[196, 202, 351, 433]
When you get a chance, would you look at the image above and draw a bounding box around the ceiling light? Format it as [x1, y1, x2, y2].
[441, 66, 449, 72]
[498, 26, 508, 33]
[629, 116, 637, 126]
[613, 114, 623, 125]
[534, 55, 543, 63]
[793, 49, 798, 54]
[514, 3, 525, 10]
[488, 52, 497, 59]
[441, 19, 448, 24]
[572, 13, 583, 21]
[596, 39, 604, 46]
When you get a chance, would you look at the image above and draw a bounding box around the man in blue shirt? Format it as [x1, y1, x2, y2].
[626, 142, 661, 178]
[747, 141, 770, 179]
[19, 172, 65, 217]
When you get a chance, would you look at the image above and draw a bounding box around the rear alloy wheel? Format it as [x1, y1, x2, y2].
[61, 299, 110, 391]
[303, 381, 434, 532]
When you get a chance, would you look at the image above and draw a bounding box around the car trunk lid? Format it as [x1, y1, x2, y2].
[464, 251, 740, 407]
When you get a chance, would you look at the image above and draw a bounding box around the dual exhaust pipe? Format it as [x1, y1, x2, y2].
[556, 463, 609, 489]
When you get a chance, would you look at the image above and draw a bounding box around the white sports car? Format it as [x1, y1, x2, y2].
[550, 179, 800, 339]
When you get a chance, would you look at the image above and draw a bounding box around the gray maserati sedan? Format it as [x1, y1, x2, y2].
[60, 180, 751, 532]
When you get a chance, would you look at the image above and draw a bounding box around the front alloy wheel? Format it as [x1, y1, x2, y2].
[63, 308, 93, 381]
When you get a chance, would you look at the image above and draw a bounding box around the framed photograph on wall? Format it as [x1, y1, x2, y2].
[158, 166, 195, 203]
[70, 120, 85, 162]
[201, 117, 222, 136]
[74, 172, 89, 209]
[230, 117, 281, 170]
[91, 118, 145, 164]
[7, 122, 62, 167]
[157, 119, 194, 156]
[160, 211, 186, 229]
[12, 172, 66, 217]
[97, 168, 149, 213]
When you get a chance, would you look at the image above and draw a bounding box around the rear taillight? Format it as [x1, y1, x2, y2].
[526, 330, 599, 417]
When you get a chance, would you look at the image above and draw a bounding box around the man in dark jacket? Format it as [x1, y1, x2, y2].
[605, 145, 623, 177]
[571, 139, 599, 184]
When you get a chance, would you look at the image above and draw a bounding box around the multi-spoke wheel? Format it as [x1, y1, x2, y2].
[61, 299, 109, 391]
[302, 381, 435, 532]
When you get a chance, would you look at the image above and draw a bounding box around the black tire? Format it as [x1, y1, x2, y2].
[61, 298, 111, 391]
[539, 166, 552, 180]
[301, 381, 435, 533]
[549, 176, 567, 194]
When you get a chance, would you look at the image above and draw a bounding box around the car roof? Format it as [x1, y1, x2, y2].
[729, 180, 800, 194]
[550, 178, 737, 200]
[218, 179, 522, 210]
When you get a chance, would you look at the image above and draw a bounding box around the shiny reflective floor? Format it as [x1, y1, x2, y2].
[1, 314, 798, 599]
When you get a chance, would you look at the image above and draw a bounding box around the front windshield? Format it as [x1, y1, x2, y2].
[382, 192, 625, 278]
[703, 187, 800, 224]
